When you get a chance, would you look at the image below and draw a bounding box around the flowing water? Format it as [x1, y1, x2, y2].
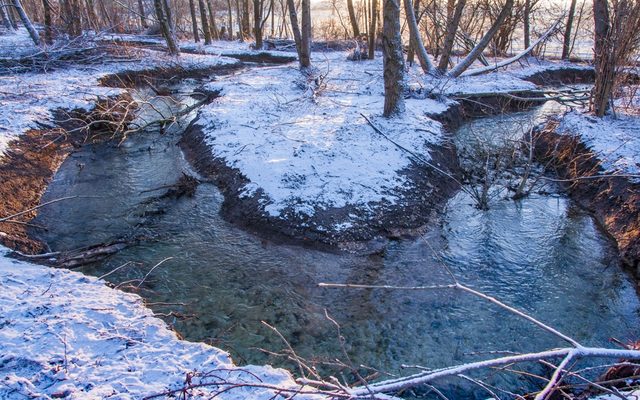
[32, 84, 640, 398]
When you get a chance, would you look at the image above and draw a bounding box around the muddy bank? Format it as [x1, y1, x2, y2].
[521, 65, 595, 86]
[534, 120, 640, 274]
[180, 122, 460, 254]
[0, 95, 134, 253]
[99, 63, 243, 87]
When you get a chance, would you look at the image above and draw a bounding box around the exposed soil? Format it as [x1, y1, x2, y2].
[522, 65, 595, 86]
[0, 95, 134, 253]
[180, 121, 461, 254]
[534, 120, 640, 275]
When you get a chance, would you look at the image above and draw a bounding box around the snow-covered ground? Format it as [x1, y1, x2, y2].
[557, 110, 640, 181]
[0, 246, 307, 399]
[195, 51, 449, 220]
[0, 29, 240, 158]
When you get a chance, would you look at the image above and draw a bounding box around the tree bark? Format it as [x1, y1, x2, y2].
[162, 0, 175, 34]
[406, 0, 420, 64]
[154, 0, 180, 55]
[199, 0, 212, 44]
[138, 0, 148, 28]
[562, 0, 577, 59]
[0, 0, 15, 29]
[367, 0, 377, 59]
[42, 0, 52, 43]
[300, 0, 311, 67]
[236, 0, 243, 40]
[523, 0, 531, 48]
[11, 0, 40, 45]
[591, 0, 611, 116]
[226, 0, 233, 39]
[207, 0, 219, 39]
[403, 0, 433, 73]
[437, 0, 465, 72]
[346, 0, 360, 37]
[253, 0, 263, 48]
[287, 0, 303, 59]
[448, 0, 514, 77]
[382, 0, 405, 116]
[242, 0, 250, 37]
[189, 0, 200, 42]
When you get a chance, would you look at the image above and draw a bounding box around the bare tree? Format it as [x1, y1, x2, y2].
[403, 0, 434, 73]
[367, 0, 377, 59]
[300, 0, 311, 66]
[437, 0, 466, 73]
[189, 0, 200, 41]
[382, 0, 405, 116]
[562, 0, 578, 59]
[11, 0, 40, 45]
[199, 0, 212, 44]
[138, 0, 148, 28]
[346, 0, 359, 36]
[0, 0, 14, 30]
[154, 0, 180, 55]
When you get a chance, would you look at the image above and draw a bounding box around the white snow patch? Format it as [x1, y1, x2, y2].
[196, 52, 448, 218]
[557, 110, 640, 180]
[0, 246, 309, 399]
[424, 72, 537, 96]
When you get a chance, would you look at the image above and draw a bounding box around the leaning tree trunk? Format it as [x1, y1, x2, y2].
[382, 0, 406, 116]
[403, 0, 434, 73]
[154, 0, 180, 55]
[199, 0, 212, 44]
[562, 0, 578, 59]
[368, 0, 377, 59]
[162, 0, 175, 34]
[287, 0, 304, 66]
[11, 0, 40, 45]
[406, 0, 420, 64]
[189, 0, 200, 42]
[448, 0, 514, 77]
[438, 0, 465, 72]
[300, 0, 311, 68]
[346, 0, 360, 37]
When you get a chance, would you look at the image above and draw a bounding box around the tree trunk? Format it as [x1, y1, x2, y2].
[300, 0, 311, 67]
[11, 0, 40, 45]
[253, 0, 263, 48]
[199, 0, 212, 44]
[207, 0, 219, 39]
[406, 0, 420, 64]
[0, 0, 15, 30]
[448, 0, 514, 77]
[591, 0, 611, 116]
[437, 0, 465, 73]
[236, 0, 243, 40]
[42, 0, 52, 43]
[5, 0, 19, 29]
[346, 0, 360, 37]
[403, 0, 433, 73]
[189, 0, 200, 42]
[242, 0, 250, 37]
[162, 0, 175, 34]
[367, 0, 377, 59]
[561, 0, 577, 59]
[154, 0, 180, 55]
[138, 0, 148, 28]
[287, 0, 302, 55]
[523, 0, 530, 48]
[382, 0, 405, 116]
[226, 0, 233, 39]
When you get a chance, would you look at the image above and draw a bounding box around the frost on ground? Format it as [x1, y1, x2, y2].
[0, 28, 240, 158]
[195, 52, 450, 225]
[558, 110, 640, 181]
[0, 247, 305, 399]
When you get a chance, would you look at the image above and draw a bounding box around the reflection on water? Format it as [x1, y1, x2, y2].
[33, 92, 640, 397]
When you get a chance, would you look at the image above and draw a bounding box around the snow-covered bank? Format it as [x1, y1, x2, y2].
[0, 246, 306, 399]
[183, 51, 459, 251]
[558, 111, 640, 181]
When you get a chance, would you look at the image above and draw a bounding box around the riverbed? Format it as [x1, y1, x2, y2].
[30, 78, 640, 398]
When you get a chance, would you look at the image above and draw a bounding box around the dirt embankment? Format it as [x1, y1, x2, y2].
[180, 122, 460, 254]
[0, 95, 134, 253]
[534, 120, 640, 275]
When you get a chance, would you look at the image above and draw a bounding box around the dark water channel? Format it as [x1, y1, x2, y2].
[32, 82, 640, 398]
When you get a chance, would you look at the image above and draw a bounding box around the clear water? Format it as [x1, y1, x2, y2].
[32, 88, 640, 397]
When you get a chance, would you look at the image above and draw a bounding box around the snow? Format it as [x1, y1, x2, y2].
[195, 51, 449, 218]
[0, 246, 308, 399]
[423, 71, 537, 96]
[0, 28, 241, 158]
[557, 110, 640, 181]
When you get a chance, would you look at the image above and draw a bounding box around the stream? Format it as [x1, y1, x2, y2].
[31, 78, 640, 398]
